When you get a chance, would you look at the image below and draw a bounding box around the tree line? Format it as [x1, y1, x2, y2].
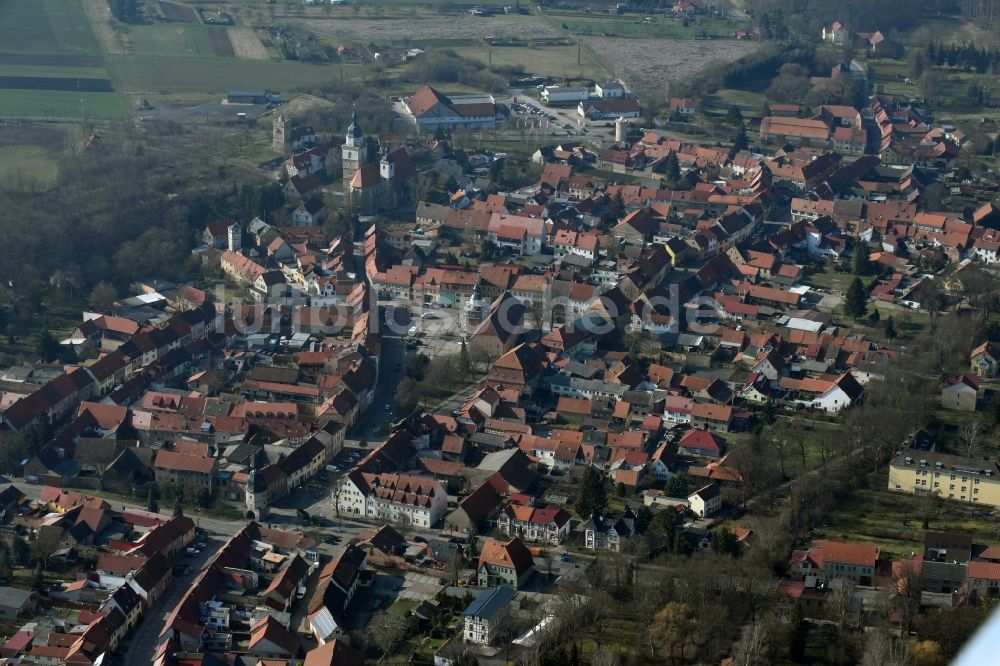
[107, 0, 138, 23]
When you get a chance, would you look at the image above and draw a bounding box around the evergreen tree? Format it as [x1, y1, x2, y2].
[36, 330, 60, 363]
[664, 151, 680, 184]
[32, 562, 44, 592]
[173, 498, 183, 518]
[845, 277, 868, 320]
[609, 190, 626, 220]
[726, 105, 744, 126]
[147, 487, 159, 514]
[788, 603, 808, 661]
[459, 339, 471, 373]
[852, 244, 869, 275]
[664, 473, 689, 498]
[710, 528, 742, 558]
[730, 123, 749, 156]
[575, 466, 608, 518]
[11, 537, 29, 567]
[762, 399, 777, 425]
[884, 315, 897, 339]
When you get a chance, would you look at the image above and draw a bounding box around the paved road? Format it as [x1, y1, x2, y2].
[350, 305, 407, 442]
[12, 482, 243, 535]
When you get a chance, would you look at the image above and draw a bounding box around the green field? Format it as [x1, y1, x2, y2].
[0, 64, 109, 79]
[0, 89, 127, 118]
[107, 55, 361, 94]
[0, 0, 98, 55]
[122, 24, 220, 57]
[451, 44, 607, 81]
[0, 0, 125, 118]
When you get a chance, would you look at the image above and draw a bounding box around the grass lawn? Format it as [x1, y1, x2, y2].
[451, 44, 607, 81]
[0, 145, 61, 192]
[822, 481, 1000, 557]
[804, 269, 877, 292]
[387, 598, 420, 616]
[0, 89, 128, 118]
[107, 54, 364, 94]
[0, 65, 109, 79]
[0, 0, 99, 55]
[706, 88, 768, 115]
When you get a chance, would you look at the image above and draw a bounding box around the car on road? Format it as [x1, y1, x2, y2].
[173, 565, 191, 576]
[560, 554, 573, 563]
[323, 534, 341, 544]
[385, 403, 392, 410]
[184, 547, 200, 557]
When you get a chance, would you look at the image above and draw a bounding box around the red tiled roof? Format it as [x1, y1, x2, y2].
[153, 450, 216, 474]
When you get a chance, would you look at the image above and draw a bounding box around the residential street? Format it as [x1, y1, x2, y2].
[121, 535, 227, 665]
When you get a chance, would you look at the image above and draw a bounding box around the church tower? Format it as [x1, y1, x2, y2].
[379, 145, 396, 211]
[379, 145, 395, 181]
[272, 114, 288, 153]
[342, 108, 367, 186]
[245, 466, 267, 520]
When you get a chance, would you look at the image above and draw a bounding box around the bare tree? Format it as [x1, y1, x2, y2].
[32, 527, 64, 571]
[960, 422, 984, 458]
[369, 610, 410, 661]
[329, 479, 345, 519]
[861, 626, 911, 666]
[827, 579, 858, 632]
[731, 620, 778, 666]
[649, 602, 698, 661]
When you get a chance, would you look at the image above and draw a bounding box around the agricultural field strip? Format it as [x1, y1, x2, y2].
[577, 36, 757, 97]
[207, 28, 236, 58]
[0, 77, 113, 93]
[159, 0, 200, 23]
[298, 15, 561, 42]
[227, 28, 270, 60]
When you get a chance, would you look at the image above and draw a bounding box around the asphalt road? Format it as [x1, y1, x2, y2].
[349, 305, 406, 441]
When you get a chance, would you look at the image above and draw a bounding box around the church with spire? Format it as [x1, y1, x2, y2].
[341, 108, 416, 214]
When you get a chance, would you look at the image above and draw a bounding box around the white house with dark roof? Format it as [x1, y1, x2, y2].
[463, 585, 517, 644]
[688, 483, 721, 518]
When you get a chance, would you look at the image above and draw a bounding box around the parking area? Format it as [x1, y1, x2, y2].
[383, 297, 468, 360]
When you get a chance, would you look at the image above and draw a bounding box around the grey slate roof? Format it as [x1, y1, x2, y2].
[463, 585, 516, 620]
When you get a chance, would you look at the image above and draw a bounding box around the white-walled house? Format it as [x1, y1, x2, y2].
[688, 484, 721, 518]
[463, 586, 517, 645]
